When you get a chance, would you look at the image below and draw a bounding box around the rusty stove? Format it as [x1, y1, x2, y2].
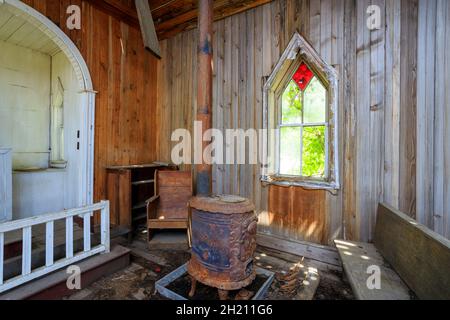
[187, 0, 258, 301]
[187, 195, 258, 300]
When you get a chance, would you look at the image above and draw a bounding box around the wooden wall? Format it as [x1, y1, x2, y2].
[23, 0, 159, 203]
[416, 0, 450, 239]
[22, 0, 449, 243]
[156, 0, 423, 244]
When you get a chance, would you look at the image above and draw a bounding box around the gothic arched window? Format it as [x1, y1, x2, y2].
[262, 32, 339, 190]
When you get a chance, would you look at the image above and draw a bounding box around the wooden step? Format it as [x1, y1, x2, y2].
[0, 245, 130, 300]
[3, 226, 130, 280]
[334, 240, 411, 300]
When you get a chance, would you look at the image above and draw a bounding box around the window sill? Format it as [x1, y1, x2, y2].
[261, 175, 340, 193]
[13, 168, 67, 174]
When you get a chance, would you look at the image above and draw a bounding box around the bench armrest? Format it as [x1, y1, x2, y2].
[146, 195, 160, 205]
[146, 195, 160, 220]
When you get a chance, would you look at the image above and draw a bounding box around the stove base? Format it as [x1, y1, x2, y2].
[187, 258, 257, 291]
[187, 277, 230, 300]
[155, 263, 274, 301]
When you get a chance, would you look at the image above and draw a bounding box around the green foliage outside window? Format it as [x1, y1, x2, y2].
[302, 126, 325, 177]
[282, 81, 302, 124]
[279, 76, 327, 178]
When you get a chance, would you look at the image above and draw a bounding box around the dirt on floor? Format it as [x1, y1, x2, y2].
[314, 268, 354, 300]
[65, 247, 191, 301]
[167, 274, 270, 300]
[65, 236, 354, 301]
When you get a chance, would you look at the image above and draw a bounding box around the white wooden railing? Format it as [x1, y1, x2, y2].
[0, 201, 110, 294]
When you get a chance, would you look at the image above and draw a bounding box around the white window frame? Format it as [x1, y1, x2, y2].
[262, 32, 340, 191]
[50, 76, 67, 167]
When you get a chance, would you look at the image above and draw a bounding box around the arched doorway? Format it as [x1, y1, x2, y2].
[0, 0, 95, 219]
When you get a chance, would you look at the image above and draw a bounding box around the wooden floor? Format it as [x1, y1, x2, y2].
[64, 233, 354, 300]
[5, 219, 84, 251]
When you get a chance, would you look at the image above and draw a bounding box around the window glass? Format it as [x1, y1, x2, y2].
[278, 62, 327, 179]
[302, 126, 326, 178]
[279, 126, 301, 176]
[263, 33, 339, 189]
[281, 81, 302, 124]
[303, 77, 327, 124]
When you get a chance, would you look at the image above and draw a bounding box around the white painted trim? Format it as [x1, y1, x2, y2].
[22, 227, 32, 276]
[0, 202, 105, 233]
[65, 216, 74, 259]
[3, 0, 96, 206]
[3, 0, 93, 91]
[0, 201, 109, 293]
[0, 149, 12, 222]
[0, 245, 106, 294]
[45, 222, 54, 267]
[0, 233, 4, 285]
[262, 32, 340, 191]
[83, 214, 91, 252]
[101, 201, 110, 253]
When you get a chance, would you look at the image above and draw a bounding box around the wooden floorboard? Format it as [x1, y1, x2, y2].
[257, 233, 341, 267]
[255, 249, 320, 300]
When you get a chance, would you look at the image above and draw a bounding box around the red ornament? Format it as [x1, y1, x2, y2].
[293, 62, 314, 91]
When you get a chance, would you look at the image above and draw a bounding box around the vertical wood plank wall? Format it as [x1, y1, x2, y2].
[23, 0, 450, 243]
[23, 0, 159, 206]
[156, 0, 424, 244]
[417, 0, 450, 239]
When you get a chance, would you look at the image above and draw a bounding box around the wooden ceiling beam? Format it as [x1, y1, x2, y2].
[157, 0, 273, 40]
[213, 0, 272, 20]
[155, 0, 272, 39]
[83, 0, 273, 40]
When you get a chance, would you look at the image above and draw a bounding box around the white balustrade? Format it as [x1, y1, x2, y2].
[0, 201, 110, 294]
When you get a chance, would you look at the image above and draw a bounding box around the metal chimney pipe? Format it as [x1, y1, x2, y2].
[196, 0, 213, 196]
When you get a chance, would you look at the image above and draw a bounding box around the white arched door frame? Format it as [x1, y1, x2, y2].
[1, 0, 96, 205]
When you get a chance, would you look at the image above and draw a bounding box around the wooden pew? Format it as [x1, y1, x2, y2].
[335, 203, 450, 300]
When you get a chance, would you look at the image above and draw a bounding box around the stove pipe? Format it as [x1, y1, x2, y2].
[188, 2, 258, 300]
[196, 0, 213, 196]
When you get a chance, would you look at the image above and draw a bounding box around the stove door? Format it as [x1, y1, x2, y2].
[191, 210, 231, 271]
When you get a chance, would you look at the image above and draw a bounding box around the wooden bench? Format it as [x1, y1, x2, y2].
[146, 170, 193, 246]
[335, 203, 450, 300]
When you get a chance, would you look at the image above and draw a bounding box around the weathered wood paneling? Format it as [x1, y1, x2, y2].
[383, 0, 401, 211]
[417, 0, 450, 239]
[24, 0, 159, 205]
[26, 0, 450, 244]
[342, 0, 357, 242]
[374, 203, 450, 300]
[268, 186, 326, 244]
[398, 0, 418, 217]
[156, 0, 423, 245]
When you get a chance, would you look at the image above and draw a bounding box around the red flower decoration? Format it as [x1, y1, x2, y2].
[293, 62, 314, 91]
